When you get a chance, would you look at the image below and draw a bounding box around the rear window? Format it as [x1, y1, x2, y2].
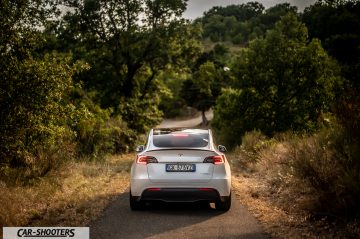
[153, 132, 209, 148]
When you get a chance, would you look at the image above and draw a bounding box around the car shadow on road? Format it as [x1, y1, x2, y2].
[137, 200, 226, 215]
[90, 191, 227, 239]
[90, 190, 268, 239]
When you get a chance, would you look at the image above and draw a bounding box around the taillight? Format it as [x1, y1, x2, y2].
[203, 155, 225, 165]
[136, 155, 158, 164]
[171, 133, 189, 137]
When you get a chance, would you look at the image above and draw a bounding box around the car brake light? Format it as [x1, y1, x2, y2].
[203, 155, 225, 165]
[171, 133, 189, 137]
[136, 155, 158, 164]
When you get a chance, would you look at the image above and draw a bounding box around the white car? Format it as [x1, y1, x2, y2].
[130, 128, 231, 211]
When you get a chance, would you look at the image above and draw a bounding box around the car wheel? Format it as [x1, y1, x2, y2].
[215, 193, 231, 211]
[130, 191, 143, 211]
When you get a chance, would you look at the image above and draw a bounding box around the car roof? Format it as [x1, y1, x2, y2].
[152, 128, 209, 135]
[145, 128, 215, 151]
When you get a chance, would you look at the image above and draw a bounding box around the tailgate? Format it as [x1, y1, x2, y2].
[145, 150, 216, 183]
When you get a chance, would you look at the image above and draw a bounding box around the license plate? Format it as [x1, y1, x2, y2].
[166, 164, 196, 172]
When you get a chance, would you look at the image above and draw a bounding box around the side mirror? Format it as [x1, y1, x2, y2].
[136, 145, 145, 152]
[218, 145, 227, 153]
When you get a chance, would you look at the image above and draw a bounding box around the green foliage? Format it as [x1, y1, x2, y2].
[41, 0, 203, 136]
[0, 53, 83, 167]
[199, 2, 298, 45]
[119, 95, 163, 134]
[203, 2, 265, 22]
[69, 88, 137, 159]
[158, 70, 189, 118]
[237, 130, 271, 163]
[49, 0, 201, 122]
[213, 13, 341, 146]
[230, 130, 277, 172]
[180, 61, 223, 116]
[0, 0, 78, 174]
[0, 0, 140, 177]
[212, 88, 242, 148]
[302, 1, 360, 87]
[240, 131, 268, 156]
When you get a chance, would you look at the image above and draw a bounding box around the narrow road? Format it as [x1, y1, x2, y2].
[90, 190, 268, 239]
[90, 112, 269, 239]
[157, 110, 214, 128]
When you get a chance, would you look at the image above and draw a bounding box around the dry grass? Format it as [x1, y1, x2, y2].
[229, 134, 360, 239]
[0, 154, 133, 238]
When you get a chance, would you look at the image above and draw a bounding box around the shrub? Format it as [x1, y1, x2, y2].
[70, 89, 137, 159]
[212, 88, 265, 148]
[238, 130, 269, 162]
[76, 115, 136, 159]
[232, 124, 360, 218]
[230, 130, 272, 172]
[0, 53, 84, 170]
[289, 124, 360, 217]
[119, 96, 163, 134]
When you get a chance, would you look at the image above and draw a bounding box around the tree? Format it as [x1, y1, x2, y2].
[49, 0, 202, 132]
[260, 3, 298, 27]
[203, 2, 264, 22]
[302, 1, 360, 87]
[213, 13, 341, 147]
[0, 0, 86, 167]
[200, 2, 265, 43]
[181, 61, 223, 126]
[199, 2, 300, 45]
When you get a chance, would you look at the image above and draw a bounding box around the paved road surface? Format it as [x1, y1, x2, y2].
[157, 110, 214, 128]
[90, 112, 269, 239]
[90, 189, 269, 239]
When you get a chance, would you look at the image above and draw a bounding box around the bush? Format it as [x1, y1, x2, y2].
[159, 95, 187, 118]
[0, 53, 84, 170]
[76, 114, 136, 159]
[119, 96, 163, 134]
[232, 123, 360, 218]
[0, 50, 138, 180]
[212, 88, 261, 148]
[230, 130, 274, 172]
[334, 90, 360, 142]
[289, 124, 360, 217]
[238, 130, 269, 162]
[70, 88, 137, 159]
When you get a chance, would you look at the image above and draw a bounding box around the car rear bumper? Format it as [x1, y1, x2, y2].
[138, 188, 220, 202]
[130, 177, 231, 199]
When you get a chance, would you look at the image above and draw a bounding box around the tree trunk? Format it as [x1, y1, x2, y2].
[201, 110, 208, 127]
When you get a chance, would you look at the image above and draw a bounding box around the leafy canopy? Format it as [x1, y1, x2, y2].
[0, 0, 87, 167]
[213, 13, 341, 147]
[51, 0, 201, 132]
[181, 61, 223, 111]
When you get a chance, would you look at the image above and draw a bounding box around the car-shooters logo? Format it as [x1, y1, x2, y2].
[3, 227, 89, 239]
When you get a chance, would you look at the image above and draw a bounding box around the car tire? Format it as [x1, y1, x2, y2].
[215, 193, 231, 211]
[130, 191, 143, 211]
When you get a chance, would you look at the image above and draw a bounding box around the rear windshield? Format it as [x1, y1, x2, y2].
[153, 132, 209, 148]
